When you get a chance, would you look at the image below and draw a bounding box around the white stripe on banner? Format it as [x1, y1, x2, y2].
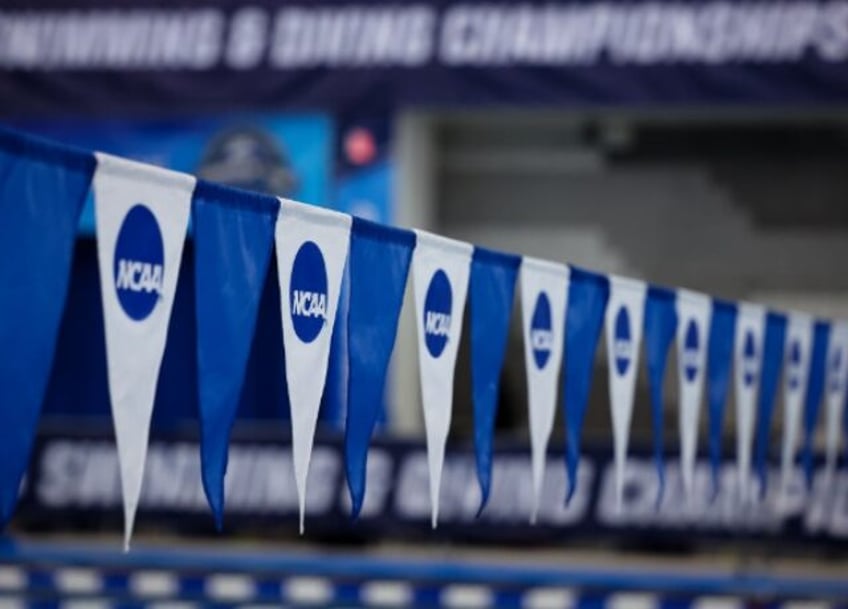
[604, 275, 647, 512]
[779, 312, 814, 506]
[93, 153, 194, 550]
[275, 199, 351, 534]
[412, 230, 472, 528]
[675, 289, 712, 500]
[823, 320, 848, 486]
[519, 257, 569, 524]
[733, 303, 766, 504]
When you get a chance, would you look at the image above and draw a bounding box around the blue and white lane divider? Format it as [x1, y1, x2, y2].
[0, 539, 845, 608]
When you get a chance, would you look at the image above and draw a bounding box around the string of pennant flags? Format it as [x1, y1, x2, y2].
[1, 127, 847, 550]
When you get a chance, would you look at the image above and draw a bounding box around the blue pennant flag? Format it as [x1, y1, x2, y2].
[193, 181, 278, 528]
[802, 320, 831, 488]
[753, 311, 787, 497]
[469, 247, 520, 514]
[345, 218, 414, 518]
[706, 299, 737, 495]
[0, 129, 94, 527]
[563, 267, 610, 503]
[643, 286, 677, 503]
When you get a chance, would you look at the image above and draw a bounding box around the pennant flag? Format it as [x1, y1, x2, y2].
[733, 303, 766, 503]
[194, 182, 278, 528]
[470, 247, 520, 514]
[563, 268, 610, 503]
[93, 153, 194, 549]
[707, 300, 737, 494]
[675, 289, 711, 500]
[0, 129, 95, 527]
[778, 312, 814, 502]
[275, 199, 351, 533]
[345, 218, 414, 518]
[643, 286, 677, 503]
[604, 276, 647, 511]
[823, 322, 848, 484]
[801, 320, 830, 488]
[411, 230, 472, 528]
[752, 311, 787, 498]
[520, 257, 569, 522]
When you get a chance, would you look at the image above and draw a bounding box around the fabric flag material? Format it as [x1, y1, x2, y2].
[345, 218, 415, 518]
[93, 153, 194, 549]
[753, 311, 787, 497]
[194, 182, 278, 528]
[520, 257, 570, 522]
[0, 129, 95, 527]
[733, 303, 766, 504]
[604, 276, 647, 511]
[470, 247, 520, 514]
[823, 322, 848, 485]
[778, 312, 814, 502]
[643, 286, 677, 503]
[707, 300, 737, 494]
[564, 268, 610, 503]
[801, 321, 830, 488]
[675, 289, 712, 500]
[275, 199, 351, 533]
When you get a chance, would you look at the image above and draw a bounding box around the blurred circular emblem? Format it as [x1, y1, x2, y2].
[424, 270, 452, 358]
[613, 306, 632, 376]
[530, 292, 553, 370]
[290, 241, 328, 344]
[113, 204, 164, 321]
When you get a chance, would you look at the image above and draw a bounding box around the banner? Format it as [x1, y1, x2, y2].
[674, 289, 711, 500]
[469, 248, 520, 513]
[707, 300, 737, 492]
[93, 153, 195, 548]
[0, 129, 94, 527]
[753, 311, 787, 497]
[604, 276, 647, 511]
[193, 181, 278, 528]
[824, 322, 848, 484]
[733, 304, 765, 504]
[519, 258, 569, 522]
[345, 218, 414, 518]
[411, 230, 472, 527]
[801, 321, 831, 488]
[643, 286, 677, 502]
[564, 268, 610, 502]
[275, 199, 351, 532]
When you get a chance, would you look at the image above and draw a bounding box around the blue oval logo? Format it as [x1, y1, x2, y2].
[683, 319, 700, 383]
[530, 292, 553, 370]
[613, 306, 632, 376]
[290, 241, 328, 344]
[830, 347, 843, 394]
[423, 269, 452, 358]
[743, 330, 757, 387]
[113, 204, 164, 321]
[787, 340, 802, 391]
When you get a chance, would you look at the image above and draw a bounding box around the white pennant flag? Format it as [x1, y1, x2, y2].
[412, 230, 472, 528]
[519, 258, 569, 523]
[733, 303, 766, 504]
[93, 153, 194, 550]
[778, 312, 813, 504]
[275, 199, 351, 534]
[823, 321, 848, 486]
[604, 276, 647, 512]
[675, 289, 712, 500]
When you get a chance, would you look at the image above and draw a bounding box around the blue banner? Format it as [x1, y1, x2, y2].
[345, 218, 415, 517]
[0, 128, 94, 526]
[643, 286, 677, 501]
[193, 181, 278, 528]
[707, 300, 737, 493]
[802, 321, 831, 487]
[469, 247, 520, 513]
[563, 268, 610, 503]
[754, 311, 787, 496]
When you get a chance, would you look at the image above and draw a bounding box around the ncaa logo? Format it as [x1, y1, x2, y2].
[423, 269, 452, 358]
[742, 330, 757, 387]
[290, 241, 328, 343]
[787, 340, 802, 391]
[613, 306, 632, 376]
[682, 319, 700, 382]
[113, 204, 164, 321]
[830, 348, 843, 394]
[530, 292, 553, 370]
